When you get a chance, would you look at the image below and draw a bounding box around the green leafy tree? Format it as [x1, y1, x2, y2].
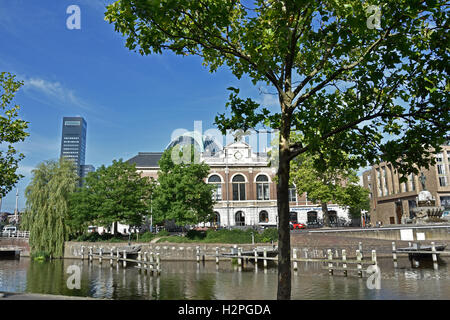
[291, 152, 370, 227]
[105, 0, 449, 299]
[21, 159, 78, 258]
[69, 159, 152, 235]
[152, 146, 215, 226]
[0, 72, 29, 198]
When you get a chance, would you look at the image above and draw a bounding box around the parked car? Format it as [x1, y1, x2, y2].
[290, 222, 306, 230]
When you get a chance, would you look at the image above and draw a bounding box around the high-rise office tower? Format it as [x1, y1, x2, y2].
[60, 117, 87, 177]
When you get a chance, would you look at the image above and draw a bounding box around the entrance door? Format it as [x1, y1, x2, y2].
[395, 201, 403, 224]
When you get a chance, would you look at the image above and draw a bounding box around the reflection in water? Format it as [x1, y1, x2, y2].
[0, 256, 449, 300]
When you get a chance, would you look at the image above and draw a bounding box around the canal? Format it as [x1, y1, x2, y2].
[0, 256, 449, 299]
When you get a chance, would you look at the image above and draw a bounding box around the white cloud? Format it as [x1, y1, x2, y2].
[22, 77, 93, 112]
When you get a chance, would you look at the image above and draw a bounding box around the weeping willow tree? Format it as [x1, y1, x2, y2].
[22, 159, 78, 259]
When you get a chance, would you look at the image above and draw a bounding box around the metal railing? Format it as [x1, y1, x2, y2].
[0, 231, 30, 239]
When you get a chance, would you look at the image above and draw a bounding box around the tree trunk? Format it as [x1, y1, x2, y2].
[277, 113, 292, 300]
[321, 202, 330, 227]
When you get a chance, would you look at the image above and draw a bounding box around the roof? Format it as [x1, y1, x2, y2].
[127, 152, 163, 168]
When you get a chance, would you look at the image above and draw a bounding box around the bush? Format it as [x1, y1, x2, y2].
[31, 251, 50, 262]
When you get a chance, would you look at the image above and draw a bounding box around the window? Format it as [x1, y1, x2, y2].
[409, 173, 416, 191]
[377, 168, 383, 196]
[213, 212, 220, 226]
[235, 211, 245, 226]
[437, 164, 446, 175]
[259, 211, 269, 223]
[289, 212, 297, 222]
[256, 175, 270, 200]
[208, 175, 222, 201]
[307, 211, 318, 224]
[328, 210, 338, 225]
[232, 175, 246, 200]
[382, 167, 389, 195]
[288, 185, 297, 202]
[439, 176, 448, 187]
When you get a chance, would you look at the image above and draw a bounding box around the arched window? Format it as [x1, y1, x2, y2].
[232, 175, 246, 200]
[208, 175, 222, 201]
[288, 185, 297, 202]
[235, 211, 245, 226]
[307, 211, 318, 224]
[213, 212, 220, 227]
[256, 175, 270, 200]
[289, 212, 298, 222]
[259, 210, 269, 223]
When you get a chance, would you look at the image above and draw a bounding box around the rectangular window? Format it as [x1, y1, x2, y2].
[257, 183, 269, 200]
[439, 176, 448, 187]
[288, 188, 297, 202]
[437, 164, 446, 175]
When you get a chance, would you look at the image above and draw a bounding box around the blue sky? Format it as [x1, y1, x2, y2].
[0, 0, 283, 212]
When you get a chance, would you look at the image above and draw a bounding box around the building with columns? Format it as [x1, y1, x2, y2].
[362, 144, 450, 225]
[127, 134, 351, 228]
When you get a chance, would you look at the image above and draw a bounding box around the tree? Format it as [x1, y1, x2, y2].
[290, 152, 370, 227]
[21, 159, 78, 258]
[105, 1, 449, 299]
[69, 159, 152, 234]
[0, 72, 29, 198]
[152, 146, 215, 226]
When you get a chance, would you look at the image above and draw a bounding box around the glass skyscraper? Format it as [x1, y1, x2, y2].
[60, 116, 87, 177]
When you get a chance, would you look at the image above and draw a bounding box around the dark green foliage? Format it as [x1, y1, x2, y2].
[152, 146, 215, 225]
[69, 159, 154, 234]
[0, 72, 29, 198]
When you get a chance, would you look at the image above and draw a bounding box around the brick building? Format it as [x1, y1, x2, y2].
[127, 136, 350, 228]
[362, 144, 450, 225]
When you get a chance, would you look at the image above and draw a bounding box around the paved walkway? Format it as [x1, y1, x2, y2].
[0, 291, 103, 300]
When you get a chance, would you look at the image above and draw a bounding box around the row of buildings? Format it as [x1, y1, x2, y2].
[60, 116, 450, 230]
[127, 132, 351, 229]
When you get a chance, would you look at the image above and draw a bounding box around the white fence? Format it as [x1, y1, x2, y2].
[0, 231, 30, 239]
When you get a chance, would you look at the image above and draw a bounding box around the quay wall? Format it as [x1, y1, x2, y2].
[0, 238, 30, 257]
[304, 225, 450, 241]
[64, 242, 273, 261]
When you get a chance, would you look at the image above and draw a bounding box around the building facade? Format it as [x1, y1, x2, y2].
[60, 117, 95, 183]
[362, 144, 450, 225]
[60, 117, 87, 177]
[128, 138, 350, 228]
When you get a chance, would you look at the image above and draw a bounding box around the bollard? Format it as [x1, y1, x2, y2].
[116, 248, 120, 267]
[156, 253, 161, 275]
[304, 249, 308, 260]
[254, 247, 258, 264]
[327, 249, 333, 275]
[99, 247, 103, 264]
[143, 252, 148, 273]
[81, 246, 84, 261]
[371, 250, 377, 265]
[342, 249, 347, 276]
[123, 250, 127, 268]
[431, 242, 438, 270]
[89, 247, 93, 263]
[138, 252, 142, 270]
[263, 248, 267, 269]
[150, 252, 154, 274]
[293, 248, 298, 271]
[196, 246, 200, 263]
[215, 247, 219, 265]
[238, 247, 242, 266]
[356, 249, 362, 277]
[335, 249, 339, 259]
[392, 242, 398, 268]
